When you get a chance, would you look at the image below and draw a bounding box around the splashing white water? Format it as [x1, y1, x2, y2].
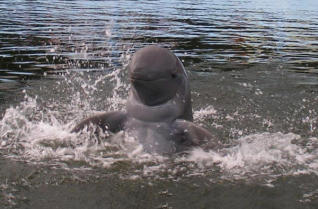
[1, 91, 318, 182]
[1, 43, 318, 182]
[194, 105, 217, 120]
[0, 91, 165, 169]
[185, 132, 318, 179]
[1, 79, 318, 182]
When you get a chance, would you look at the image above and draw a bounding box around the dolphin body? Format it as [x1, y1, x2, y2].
[72, 46, 215, 154]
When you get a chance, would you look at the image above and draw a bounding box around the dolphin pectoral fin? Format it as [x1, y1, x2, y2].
[172, 120, 220, 149]
[71, 111, 127, 133]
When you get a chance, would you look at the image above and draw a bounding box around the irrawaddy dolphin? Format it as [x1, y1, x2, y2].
[72, 45, 217, 154]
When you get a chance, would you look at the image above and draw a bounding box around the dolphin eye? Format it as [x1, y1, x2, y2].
[171, 73, 177, 79]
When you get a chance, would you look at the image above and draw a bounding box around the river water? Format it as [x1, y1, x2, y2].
[1, 0, 318, 208]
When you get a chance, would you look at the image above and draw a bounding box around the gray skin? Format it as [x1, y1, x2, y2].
[72, 45, 215, 154]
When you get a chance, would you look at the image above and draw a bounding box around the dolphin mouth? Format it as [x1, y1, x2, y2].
[129, 75, 170, 82]
[130, 77, 178, 106]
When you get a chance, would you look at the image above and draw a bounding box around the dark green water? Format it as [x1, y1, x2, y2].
[1, 0, 318, 208]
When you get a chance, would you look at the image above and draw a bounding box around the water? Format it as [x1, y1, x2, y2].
[1, 0, 318, 208]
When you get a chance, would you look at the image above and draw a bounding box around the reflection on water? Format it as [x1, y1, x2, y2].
[1, 0, 318, 88]
[1, 0, 318, 208]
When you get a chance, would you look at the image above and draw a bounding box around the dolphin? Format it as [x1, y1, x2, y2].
[72, 45, 216, 154]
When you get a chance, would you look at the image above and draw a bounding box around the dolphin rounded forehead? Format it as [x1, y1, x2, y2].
[129, 46, 178, 78]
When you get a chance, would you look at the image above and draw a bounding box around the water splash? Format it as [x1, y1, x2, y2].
[193, 105, 217, 122]
[1, 76, 318, 183]
[185, 132, 318, 180]
[1, 38, 318, 185]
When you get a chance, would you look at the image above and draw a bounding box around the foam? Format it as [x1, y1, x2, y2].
[0, 41, 318, 186]
[185, 132, 318, 179]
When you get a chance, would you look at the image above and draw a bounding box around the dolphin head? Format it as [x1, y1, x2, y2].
[128, 45, 186, 106]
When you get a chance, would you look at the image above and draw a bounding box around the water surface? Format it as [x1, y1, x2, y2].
[1, 0, 318, 208]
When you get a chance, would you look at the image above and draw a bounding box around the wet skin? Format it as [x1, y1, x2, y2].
[72, 46, 216, 154]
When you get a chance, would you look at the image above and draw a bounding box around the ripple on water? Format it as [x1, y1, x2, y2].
[0, 82, 318, 185]
[1, 0, 318, 83]
[1, 0, 318, 207]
